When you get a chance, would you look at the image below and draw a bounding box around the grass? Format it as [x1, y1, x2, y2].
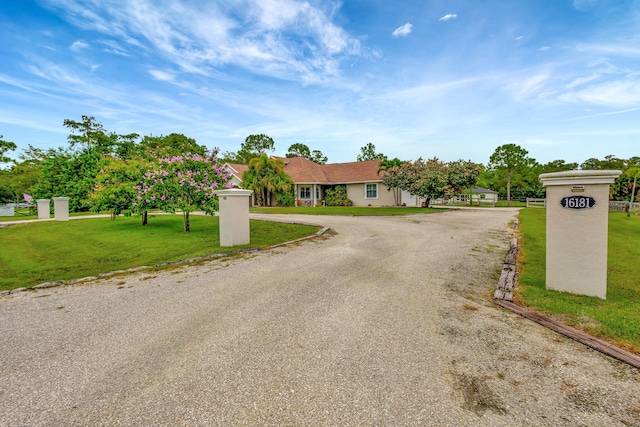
[517, 209, 640, 354]
[250, 206, 443, 215]
[0, 210, 115, 222]
[0, 214, 319, 291]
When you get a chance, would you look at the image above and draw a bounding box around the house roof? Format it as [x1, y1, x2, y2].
[472, 187, 498, 194]
[280, 157, 384, 184]
[225, 157, 384, 185]
[225, 163, 249, 179]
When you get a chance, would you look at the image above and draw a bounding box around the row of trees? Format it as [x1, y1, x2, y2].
[0, 116, 233, 232]
[483, 144, 640, 205]
[2, 120, 638, 216]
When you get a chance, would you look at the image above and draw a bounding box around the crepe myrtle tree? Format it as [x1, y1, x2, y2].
[136, 149, 233, 232]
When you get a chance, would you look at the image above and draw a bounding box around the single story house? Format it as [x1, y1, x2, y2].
[470, 187, 499, 203]
[224, 157, 396, 207]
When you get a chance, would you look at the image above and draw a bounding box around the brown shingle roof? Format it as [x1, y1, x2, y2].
[282, 157, 383, 184]
[227, 158, 384, 184]
[225, 163, 249, 178]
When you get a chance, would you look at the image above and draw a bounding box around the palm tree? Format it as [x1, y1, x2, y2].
[243, 154, 291, 206]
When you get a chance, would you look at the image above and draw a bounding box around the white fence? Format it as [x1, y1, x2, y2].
[526, 198, 546, 208]
[609, 201, 640, 213]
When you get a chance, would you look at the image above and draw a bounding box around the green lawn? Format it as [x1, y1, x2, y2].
[250, 206, 443, 215]
[0, 215, 319, 291]
[518, 209, 640, 353]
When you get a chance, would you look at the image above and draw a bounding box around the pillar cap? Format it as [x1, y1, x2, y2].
[52, 197, 69, 201]
[214, 189, 253, 197]
[539, 170, 622, 186]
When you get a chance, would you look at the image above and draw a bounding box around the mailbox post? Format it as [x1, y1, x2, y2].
[214, 189, 253, 247]
[539, 170, 622, 299]
[53, 197, 69, 221]
[36, 199, 50, 219]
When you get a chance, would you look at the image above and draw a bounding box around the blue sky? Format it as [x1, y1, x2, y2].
[1, 0, 639, 165]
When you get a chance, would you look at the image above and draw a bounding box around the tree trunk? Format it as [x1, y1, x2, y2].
[111, 210, 116, 220]
[628, 177, 637, 217]
[507, 171, 512, 207]
[183, 211, 190, 232]
[142, 211, 148, 226]
[393, 188, 402, 206]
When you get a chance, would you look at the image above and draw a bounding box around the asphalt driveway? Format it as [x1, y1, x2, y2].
[1, 209, 638, 426]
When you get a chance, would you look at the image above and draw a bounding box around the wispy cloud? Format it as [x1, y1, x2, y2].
[439, 14, 457, 21]
[565, 107, 640, 121]
[148, 69, 175, 82]
[510, 72, 551, 101]
[70, 40, 89, 51]
[392, 23, 412, 38]
[41, 0, 362, 85]
[558, 74, 640, 108]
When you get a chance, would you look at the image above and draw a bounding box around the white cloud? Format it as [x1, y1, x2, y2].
[538, 46, 550, 51]
[148, 70, 175, 82]
[42, 0, 361, 85]
[392, 23, 413, 38]
[559, 75, 640, 108]
[70, 40, 89, 51]
[439, 14, 457, 21]
[516, 36, 524, 41]
[510, 72, 551, 101]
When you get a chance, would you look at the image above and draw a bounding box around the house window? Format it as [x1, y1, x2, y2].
[299, 186, 311, 199]
[365, 183, 378, 199]
[316, 186, 321, 200]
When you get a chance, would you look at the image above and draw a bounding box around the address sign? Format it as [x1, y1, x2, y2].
[560, 196, 596, 210]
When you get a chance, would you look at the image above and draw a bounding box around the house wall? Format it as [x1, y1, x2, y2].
[228, 175, 243, 188]
[347, 183, 396, 206]
[401, 190, 424, 207]
[472, 193, 498, 202]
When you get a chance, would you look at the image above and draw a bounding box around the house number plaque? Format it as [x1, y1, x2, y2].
[560, 196, 596, 210]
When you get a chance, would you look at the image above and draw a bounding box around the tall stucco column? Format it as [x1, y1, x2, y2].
[215, 189, 253, 247]
[539, 170, 622, 299]
[36, 199, 51, 219]
[53, 197, 69, 221]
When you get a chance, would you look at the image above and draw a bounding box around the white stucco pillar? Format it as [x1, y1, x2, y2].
[36, 199, 50, 219]
[539, 170, 622, 299]
[53, 197, 69, 221]
[215, 189, 253, 247]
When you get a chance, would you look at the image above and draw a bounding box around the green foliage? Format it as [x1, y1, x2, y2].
[0, 215, 319, 291]
[276, 187, 296, 207]
[518, 209, 640, 353]
[224, 134, 276, 164]
[357, 142, 387, 162]
[31, 147, 100, 211]
[285, 143, 328, 164]
[323, 185, 353, 206]
[91, 157, 151, 219]
[488, 143, 536, 205]
[242, 153, 292, 207]
[140, 133, 206, 157]
[0, 135, 17, 165]
[378, 158, 404, 205]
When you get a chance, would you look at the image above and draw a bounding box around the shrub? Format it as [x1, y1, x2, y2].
[324, 185, 353, 206]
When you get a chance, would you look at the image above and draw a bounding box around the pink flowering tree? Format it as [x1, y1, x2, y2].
[136, 149, 233, 232]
